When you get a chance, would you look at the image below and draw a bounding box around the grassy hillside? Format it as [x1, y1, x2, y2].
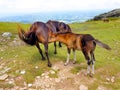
[0, 18, 120, 89]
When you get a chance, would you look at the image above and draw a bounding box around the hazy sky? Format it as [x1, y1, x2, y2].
[0, 0, 120, 14]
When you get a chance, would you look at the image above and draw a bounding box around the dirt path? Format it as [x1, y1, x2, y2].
[31, 61, 96, 90]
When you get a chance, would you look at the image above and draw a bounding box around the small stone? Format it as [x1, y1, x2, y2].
[35, 66, 39, 69]
[1, 57, 3, 60]
[55, 78, 61, 83]
[16, 70, 20, 73]
[49, 70, 55, 74]
[45, 75, 49, 79]
[106, 77, 110, 82]
[77, 72, 80, 75]
[28, 83, 32, 87]
[52, 66, 59, 70]
[41, 73, 45, 77]
[20, 70, 26, 75]
[79, 84, 88, 90]
[0, 74, 8, 80]
[36, 76, 40, 79]
[97, 86, 107, 90]
[45, 84, 50, 88]
[111, 76, 115, 83]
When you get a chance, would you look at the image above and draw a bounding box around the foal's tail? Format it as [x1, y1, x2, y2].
[94, 39, 111, 50]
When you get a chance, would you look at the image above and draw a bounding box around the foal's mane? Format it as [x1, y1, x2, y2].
[56, 31, 72, 34]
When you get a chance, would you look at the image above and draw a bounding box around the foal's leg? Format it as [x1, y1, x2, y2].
[44, 43, 52, 67]
[82, 49, 91, 74]
[64, 48, 71, 66]
[35, 41, 45, 60]
[59, 42, 62, 47]
[54, 42, 57, 54]
[73, 49, 76, 64]
[90, 51, 95, 74]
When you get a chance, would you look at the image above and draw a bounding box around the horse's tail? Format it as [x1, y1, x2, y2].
[94, 39, 111, 50]
[17, 24, 37, 46]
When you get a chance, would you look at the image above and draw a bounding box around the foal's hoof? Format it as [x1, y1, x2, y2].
[64, 63, 68, 66]
[73, 61, 76, 64]
[48, 63, 52, 67]
[42, 57, 46, 60]
[89, 73, 94, 77]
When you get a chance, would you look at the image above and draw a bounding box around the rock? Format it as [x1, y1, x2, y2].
[52, 66, 59, 71]
[20, 70, 26, 75]
[45, 75, 49, 79]
[97, 86, 107, 90]
[111, 76, 115, 83]
[2, 32, 12, 37]
[0, 74, 8, 80]
[35, 66, 39, 69]
[106, 77, 110, 82]
[55, 78, 61, 83]
[41, 73, 45, 77]
[93, 9, 120, 20]
[28, 83, 33, 87]
[49, 70, 55, 74]
[36, 76, 40, 79]
[79, 84, 88, 90]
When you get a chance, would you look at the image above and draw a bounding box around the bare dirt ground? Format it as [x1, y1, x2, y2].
[30, 61, 95, 90]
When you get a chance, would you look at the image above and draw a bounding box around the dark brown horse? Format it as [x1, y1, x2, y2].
[46, 20, 71, 54]
[49, 32, 111, 75]
[18, 22, 54, 67]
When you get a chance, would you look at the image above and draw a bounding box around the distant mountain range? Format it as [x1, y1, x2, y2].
[0, 10, 110, 23]
[93, 8, 120, 20]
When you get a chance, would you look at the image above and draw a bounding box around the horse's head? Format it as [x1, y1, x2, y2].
[58, 22, 71, 32]
[48, 30, 58, 42]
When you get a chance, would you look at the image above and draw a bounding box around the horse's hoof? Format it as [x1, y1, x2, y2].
[73, 61, 76, 64]
[42, 57, 46, 60]
[59, 45, 62, 48]
[48, 63, 52, 67]
[54, 52, 57, 54]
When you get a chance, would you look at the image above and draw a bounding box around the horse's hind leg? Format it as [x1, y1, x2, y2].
[59, 42, 62, 47]
[73, 49, 76, 64]
[90, 51, 95, 74]
[44, 43, 52, 67]
[54, 42, 57, 54]
[82, 49, 91, 74]
[36, 41, 45, 60]
[64, 48, 71, 66]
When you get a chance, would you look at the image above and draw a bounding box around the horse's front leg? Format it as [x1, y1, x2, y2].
[64, 48, 71, 66]
[35, 41, 45, 60]
[44, 43, 52, 67]
[73, 49, 76, 64]
[54, 42, 57, 54]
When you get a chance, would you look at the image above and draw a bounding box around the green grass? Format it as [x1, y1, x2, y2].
[0, 18, 120, 89]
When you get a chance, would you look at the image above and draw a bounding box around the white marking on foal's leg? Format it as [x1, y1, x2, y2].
[91, 61, 95, 74]
[87, 65, 91, 74]
[64, 53, 70, 66]
[73, 51, 76, 64]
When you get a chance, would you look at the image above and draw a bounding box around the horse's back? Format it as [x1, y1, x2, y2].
[30, 21, 50, 43]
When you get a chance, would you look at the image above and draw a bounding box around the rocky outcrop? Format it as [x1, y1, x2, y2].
[93, 9, 120, 20]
